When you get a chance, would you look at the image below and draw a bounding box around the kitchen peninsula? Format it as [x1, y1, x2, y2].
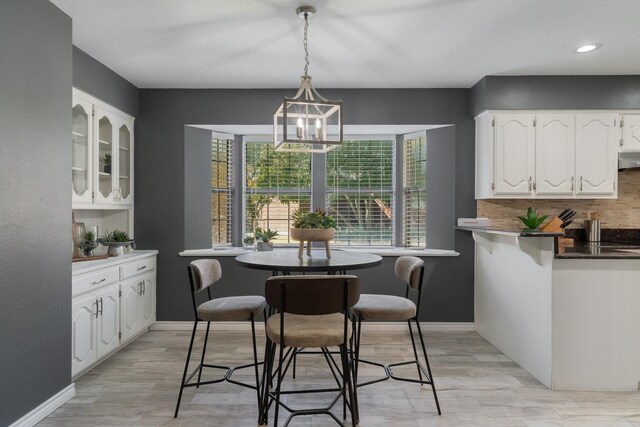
[460, 226, 640, 391]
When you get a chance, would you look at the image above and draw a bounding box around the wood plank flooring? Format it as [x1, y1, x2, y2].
[41, 327, 640, 426]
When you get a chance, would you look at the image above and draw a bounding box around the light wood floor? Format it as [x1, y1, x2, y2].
[41, 327, 640, 426]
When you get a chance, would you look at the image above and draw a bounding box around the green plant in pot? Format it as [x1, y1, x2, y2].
[78, 230, 98, 256]
[255, 228, 278, 251]
[518, 207, 548, 231]
[290, 208, 336, 258]
[291, 208, 337, 230]
[98, 229, 133, 255]
[100, 153, 112, 174]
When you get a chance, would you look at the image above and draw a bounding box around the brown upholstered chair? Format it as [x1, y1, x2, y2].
[174, 259, 267, 418]
[351, 256, 441, 415]
[261, 275, 360, 427]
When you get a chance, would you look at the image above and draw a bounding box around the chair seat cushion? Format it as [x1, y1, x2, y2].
[352, 294, 416, 321]
[197, 296, 266, 321]
[266, 313, 351, 348]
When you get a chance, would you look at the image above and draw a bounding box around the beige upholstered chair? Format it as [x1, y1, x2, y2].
[174, 259, 267, 419]
[351, 256, 441, 415]
[261, 275, 360, 427]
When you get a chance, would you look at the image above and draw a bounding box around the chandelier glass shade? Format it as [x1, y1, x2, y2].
[273, 6, 343, 153]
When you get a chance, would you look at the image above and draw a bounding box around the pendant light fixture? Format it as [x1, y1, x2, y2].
[273, 6, 343, 153]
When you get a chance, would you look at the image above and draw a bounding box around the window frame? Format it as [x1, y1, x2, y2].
[210, 132, 234, 247]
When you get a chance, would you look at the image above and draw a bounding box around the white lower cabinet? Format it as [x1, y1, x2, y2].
[72, 251, 157, 378]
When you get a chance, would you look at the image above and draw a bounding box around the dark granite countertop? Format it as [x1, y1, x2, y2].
[555, 242, 640, 259]
[456, 226, 564, 237]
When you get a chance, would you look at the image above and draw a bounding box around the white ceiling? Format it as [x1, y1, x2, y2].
[51, 0, 640, 89]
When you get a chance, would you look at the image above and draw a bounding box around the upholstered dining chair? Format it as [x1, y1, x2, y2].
[351, 256, 441, 415]
[174, 259, 267, 419]
[261, 275, 360, 427]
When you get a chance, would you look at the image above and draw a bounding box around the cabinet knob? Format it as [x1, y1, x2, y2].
[528, 177, 532, 192]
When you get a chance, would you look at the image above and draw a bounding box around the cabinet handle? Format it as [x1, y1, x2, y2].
[580, 176, 583, 192]
[94, 300, 99, 318]
[532, 181, 536, 191]
[138, 281, 142, 296]
[571, 176, 574, 192]
[142, 280, 146, 295]
[620, 138, 624, 147]
[528, 176, 532, 192]
[92, 278, 106, 285]
[137, 265, 147, 271]
[98, 297, 103, 316]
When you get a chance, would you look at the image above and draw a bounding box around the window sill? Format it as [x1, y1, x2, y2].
[179, 247, 459, 257]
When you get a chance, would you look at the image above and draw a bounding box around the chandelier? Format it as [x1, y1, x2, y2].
[273, 6, 343, 153]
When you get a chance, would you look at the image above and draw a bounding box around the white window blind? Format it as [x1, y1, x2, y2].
[403, 133, 427, 248]
[326, 139, 394, 246]
[211, 137, 233, 245]
[244, 141, 311, 245]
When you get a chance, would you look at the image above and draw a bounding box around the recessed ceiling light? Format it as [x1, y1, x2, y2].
[575, 43, 602, 53]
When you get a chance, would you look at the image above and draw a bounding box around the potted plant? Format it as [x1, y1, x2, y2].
[98, 229, 134, 255]
[100, 153, 112, 174]
[243, 234, 256, 249]
[255, 227, 278, 251]
[518, 207, 548, 232]
[78, 230, 98, 257]
[290, 208, 337, 258]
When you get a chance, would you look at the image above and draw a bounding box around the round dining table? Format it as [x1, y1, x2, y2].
[235, 248, 382, 275]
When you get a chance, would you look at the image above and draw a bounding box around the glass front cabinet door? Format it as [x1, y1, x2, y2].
[116, 119, 134, 205]
[72, 96, 93, 204]
[94, 107, 118, 204]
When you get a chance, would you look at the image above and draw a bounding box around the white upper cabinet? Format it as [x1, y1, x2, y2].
[535, 115, 575, 196]
[621, 115, 640, 152]
[494, 114, 536, 196]
[72, 88, 135, 208]
[72, 95, 93, 204]
[475, 111, 619, 200]
[576, 114, 618, 195]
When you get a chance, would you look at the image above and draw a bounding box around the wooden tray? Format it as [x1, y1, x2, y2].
[72, 254, 116, 263]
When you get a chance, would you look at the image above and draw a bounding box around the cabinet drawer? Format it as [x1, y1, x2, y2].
[120, 257, 156, 280]
[73, 267, 119, 297]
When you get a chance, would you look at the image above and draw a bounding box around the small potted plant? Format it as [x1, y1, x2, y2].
[518, 207, 548, 232]
[290, 208, 337, 258]
[100, 154, 112, 174]
[255, 228, 278, 251]
[243, 234, 256, 250]
[78, 230, 98, 257]
[98, 229, 134, 255]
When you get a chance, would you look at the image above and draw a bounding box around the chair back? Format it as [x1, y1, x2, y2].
[265, 275, 360, 315]
[188, 259, 222, 292]
[394, 256, 424, 290]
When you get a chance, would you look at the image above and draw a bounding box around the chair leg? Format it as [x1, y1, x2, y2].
[339, 344, 357, 426]
[407, 320, 424, 382]
[414, 319, 442, 415]
[273, 342, 286, 427]
[174, 320, 198, 418]
[250, 314, 263, 424]
[196, 321, 211, 388]
[349, 317, 360, 425]
[292, 347, 297, 379]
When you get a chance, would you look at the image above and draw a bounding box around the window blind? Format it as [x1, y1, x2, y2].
[244, 141, 311, 244]
[403, 133, 427, 248]
[211, 137, 233, 245]
[326, 140, 394, 246]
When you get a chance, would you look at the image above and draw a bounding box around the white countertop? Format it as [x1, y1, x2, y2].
[72, 250, 158, 275]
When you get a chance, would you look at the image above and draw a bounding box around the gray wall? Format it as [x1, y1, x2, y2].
[0, 1, 72, 424]
[471, 75, 640, 116]
[136, 89, 476, 322]
[184, 126, 213, 249]
[73, 46, 139, 117]
[425, 126, 456, 250]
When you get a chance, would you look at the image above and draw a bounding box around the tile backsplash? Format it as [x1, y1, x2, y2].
[477, 169, 640, 229]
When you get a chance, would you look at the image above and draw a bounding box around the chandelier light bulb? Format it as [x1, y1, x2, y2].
[296, 117, 304, 139]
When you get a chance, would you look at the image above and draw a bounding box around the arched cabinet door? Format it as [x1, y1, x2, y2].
[71, 293, 97, 377]
[94, 107, 118, 204]
[493, 114, 535, 196]
[72, 96, 93, 204]
[576, 114, 618, 196]
[535, 115, 575, 196]
[116, 118, 134, 205]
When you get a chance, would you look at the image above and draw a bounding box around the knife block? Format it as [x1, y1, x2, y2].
[540, 216, 564, 233]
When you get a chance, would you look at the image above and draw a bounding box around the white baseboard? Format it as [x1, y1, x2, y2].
[9, 384, 75, 427]
[151, 321, 474, 332]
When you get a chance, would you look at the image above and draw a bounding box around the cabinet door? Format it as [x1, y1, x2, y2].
[535, 115, 575, 195]
[576, 114, 618, 195]
[72, 96, 93, 204]
[94, 107, 118, 204]
[622, 115, 640, 152]
[96, 285, 120, 358]
[120, 278, 142, 342]
[140, 274, 156, 328]
[494, 114, 535, 195]
[116, 118, 134, 205]
[72, 293, 97, 377]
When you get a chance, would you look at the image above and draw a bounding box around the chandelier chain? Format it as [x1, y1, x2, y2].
[303, 12, 309, 76]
